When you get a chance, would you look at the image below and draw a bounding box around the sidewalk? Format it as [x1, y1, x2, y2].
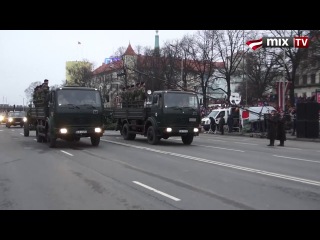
[200, 129, 320, 142]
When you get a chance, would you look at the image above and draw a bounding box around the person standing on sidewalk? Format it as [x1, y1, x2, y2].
[227, 113, 234, 133]
[218, 113, 225, 135]
[290, 107, 297, 136]
[276, 111, 286, 146]
[267, 110, 278, 146]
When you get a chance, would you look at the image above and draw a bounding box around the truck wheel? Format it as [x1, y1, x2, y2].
[91, 136, 100, 146]
[147, 126, 159, 145]
[36, 126, 42, 142]
[181, 134, 194, 145]
[24, 123, 29, 137]
[122, 124, 132, 140]
[47, 126, 56, 148]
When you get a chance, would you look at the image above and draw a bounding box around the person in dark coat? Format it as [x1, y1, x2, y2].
[227, 113, 234, 133]
[218, 113, 225, 135]
[276, 111, 286, 146]
[267, 110, 278, 146]
[209, 117, 216, 133]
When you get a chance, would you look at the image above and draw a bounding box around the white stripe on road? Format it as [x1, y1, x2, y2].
[133, 181, 180, 201]
[170, 138, 243, 152]
[282, 147, 302, 150]
[33, 139, 36, 141]
[20, 133, 23, 136]
[273, 155, 320, 164]
[11, 130, 15, 131]
[102, 139, 320, 187]
[194, 144, 245, 152]
[60, 150, 74, 156]
[233, 142, 258, 145]
[0, 130, 3, 131]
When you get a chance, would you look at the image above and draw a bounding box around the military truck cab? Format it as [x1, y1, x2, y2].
[112, 90, 201, 145]
[25, 86, 105, 148]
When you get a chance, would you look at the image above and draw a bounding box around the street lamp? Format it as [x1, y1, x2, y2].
[169, 44, 184, 88]
[19, 95, 24, 111]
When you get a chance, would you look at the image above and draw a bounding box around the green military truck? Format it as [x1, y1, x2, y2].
[24, 82, 105, 148]
[107, 90, 201, 145]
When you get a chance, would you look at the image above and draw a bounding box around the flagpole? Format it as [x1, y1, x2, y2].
[283, 49, 285, 112]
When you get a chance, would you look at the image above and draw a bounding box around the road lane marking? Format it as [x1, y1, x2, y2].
[194, 144, 245, 152]
[11, 130, 15, 131]
[133, 181, 180, 201]
[33, 139, 36, 141]
[0, 130, 3, 131]
[20, 133, 23, 136]
[282, 147, 302, 150]
[233, 142, 258, 145]
[169, 138, 244, 152]
[273, 155, 320, 164]
[60, 150, 74, 156]
[103, 139, 320, 187]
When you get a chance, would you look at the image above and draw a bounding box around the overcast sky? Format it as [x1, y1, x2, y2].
[0, 30, 197, 106]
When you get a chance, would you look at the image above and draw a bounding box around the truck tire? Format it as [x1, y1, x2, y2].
[122, 124, 136, 140]
[91, 136, 100, 146]
[181, 134, 194, 145]
[36, 126, 42, 142]
[47, 126, 56, 148]
[147, 126, 159, 145]
[24, 122, 29, 137]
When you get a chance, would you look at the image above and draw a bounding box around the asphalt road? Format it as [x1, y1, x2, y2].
[1, 124, 320, 210]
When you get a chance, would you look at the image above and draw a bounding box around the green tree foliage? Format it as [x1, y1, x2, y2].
[66, 60, 94, 87]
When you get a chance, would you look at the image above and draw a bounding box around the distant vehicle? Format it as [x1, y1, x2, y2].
[0, 112, 8, 123]
[201, 107, 238, 131]
[5, 111, 27, 128]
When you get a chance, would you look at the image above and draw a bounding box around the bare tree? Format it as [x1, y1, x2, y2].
[237, 48, 282, 104]
[24, 81, 42, 104]
[215, 30, 250, 101]
[269, 30, 310, 106]
[179, 30, 220, 108]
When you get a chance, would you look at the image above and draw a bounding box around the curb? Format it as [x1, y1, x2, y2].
[200, 131, 320, 142]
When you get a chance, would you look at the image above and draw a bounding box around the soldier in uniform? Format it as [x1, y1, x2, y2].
[276, 111, 287, 146]
[267, 110, 278, 146]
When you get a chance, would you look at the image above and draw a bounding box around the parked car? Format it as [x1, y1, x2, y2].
[5, 111, 27, 128]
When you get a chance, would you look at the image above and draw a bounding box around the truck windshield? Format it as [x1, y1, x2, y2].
[57, 90, 102, 107]
[164, 93, 199, 109]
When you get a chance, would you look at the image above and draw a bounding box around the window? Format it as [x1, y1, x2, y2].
[303, 75, 308, 85]
[311, 74, 316, 84]
[294, 75, 300, 85]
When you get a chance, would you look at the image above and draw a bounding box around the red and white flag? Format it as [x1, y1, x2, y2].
[246, 38, 262, 51]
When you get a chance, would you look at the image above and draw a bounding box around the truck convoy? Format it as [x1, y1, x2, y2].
[24, 80, 105, 148]
[106, 89, 201, 145]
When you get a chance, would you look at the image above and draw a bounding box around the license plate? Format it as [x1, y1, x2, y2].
[189, 118, 196, 122]
[76, 130, 87, 134]
[179, 130, 188, 133]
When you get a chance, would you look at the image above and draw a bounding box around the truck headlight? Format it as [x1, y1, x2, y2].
[166, 127, 172, 132]
[23, 117, 27, 122]
[0, 116, 4, 121]
[94, 128, 102, 133]
[60, 128, 68, 134]
[8, 117, 13, 122]
[194, 128, 199, 133]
